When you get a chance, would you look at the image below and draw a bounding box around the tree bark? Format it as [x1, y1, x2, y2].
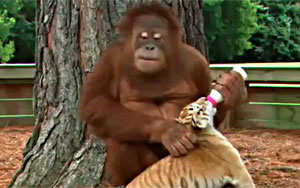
[9, 0, 207, 187]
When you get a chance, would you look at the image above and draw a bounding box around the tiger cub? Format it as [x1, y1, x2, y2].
[126, 97, 255, 188]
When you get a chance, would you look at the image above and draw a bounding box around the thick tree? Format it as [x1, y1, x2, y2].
[9, 0, 207, 187]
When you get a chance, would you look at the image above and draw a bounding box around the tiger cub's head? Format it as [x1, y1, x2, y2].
[175, 97, 216, 130]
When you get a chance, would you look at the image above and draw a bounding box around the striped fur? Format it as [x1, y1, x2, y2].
[126, 98, 255, 188]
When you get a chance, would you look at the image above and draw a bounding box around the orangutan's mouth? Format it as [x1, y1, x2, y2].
[138, 55, 158, 61]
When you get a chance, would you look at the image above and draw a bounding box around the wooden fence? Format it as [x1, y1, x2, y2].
[0, 64, 35, 125]
[0, 63, 300, 129]
[211, 63, 300, 129]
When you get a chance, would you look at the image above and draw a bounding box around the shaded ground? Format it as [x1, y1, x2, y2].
[0, 126, 299, 188]
[224, 128, 300, 188]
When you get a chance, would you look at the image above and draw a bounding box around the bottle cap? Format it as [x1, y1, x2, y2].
[233, 66, 247, 80]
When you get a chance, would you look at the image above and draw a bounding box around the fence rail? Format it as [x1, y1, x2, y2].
[1, 63, 300, 129]
[210, 63, 300, 129]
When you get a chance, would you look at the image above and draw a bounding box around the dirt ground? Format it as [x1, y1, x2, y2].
[0, 126, 33, 188]
[224, 128, 300, 188]
[0, 126, 299, 188]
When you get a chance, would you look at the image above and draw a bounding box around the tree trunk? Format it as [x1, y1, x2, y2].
[9, 0, 207, 187]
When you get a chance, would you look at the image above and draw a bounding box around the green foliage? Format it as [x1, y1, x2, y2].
[0, 0, 35, 63]
[203, 0, 258, 63]
[0, 0, 22, 16]
[0, 9, 16, 63]
[241, 0, 300, 62]
[0, 40, 15, 62]
[10, 0, 36, 63]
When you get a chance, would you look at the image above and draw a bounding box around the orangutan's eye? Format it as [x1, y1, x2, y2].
[153, 33, 162, 40]
[140, 32, 148, 39]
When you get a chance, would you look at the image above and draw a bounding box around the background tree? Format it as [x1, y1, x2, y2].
[0, 0, 36, 63]
[241, 0, 300, 62]
[10, 0, 36, 63]
[9, 0, 207, 187]
[203, 0, 258, 63]
[0, 1, 19, 63]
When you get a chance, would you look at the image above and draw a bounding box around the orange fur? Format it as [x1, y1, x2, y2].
[126, 98, 255, 188]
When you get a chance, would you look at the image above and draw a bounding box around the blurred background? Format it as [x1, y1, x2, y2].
[0, 0, 299, 64]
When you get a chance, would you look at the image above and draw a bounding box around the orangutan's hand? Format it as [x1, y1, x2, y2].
[213, 70, 247, 109]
